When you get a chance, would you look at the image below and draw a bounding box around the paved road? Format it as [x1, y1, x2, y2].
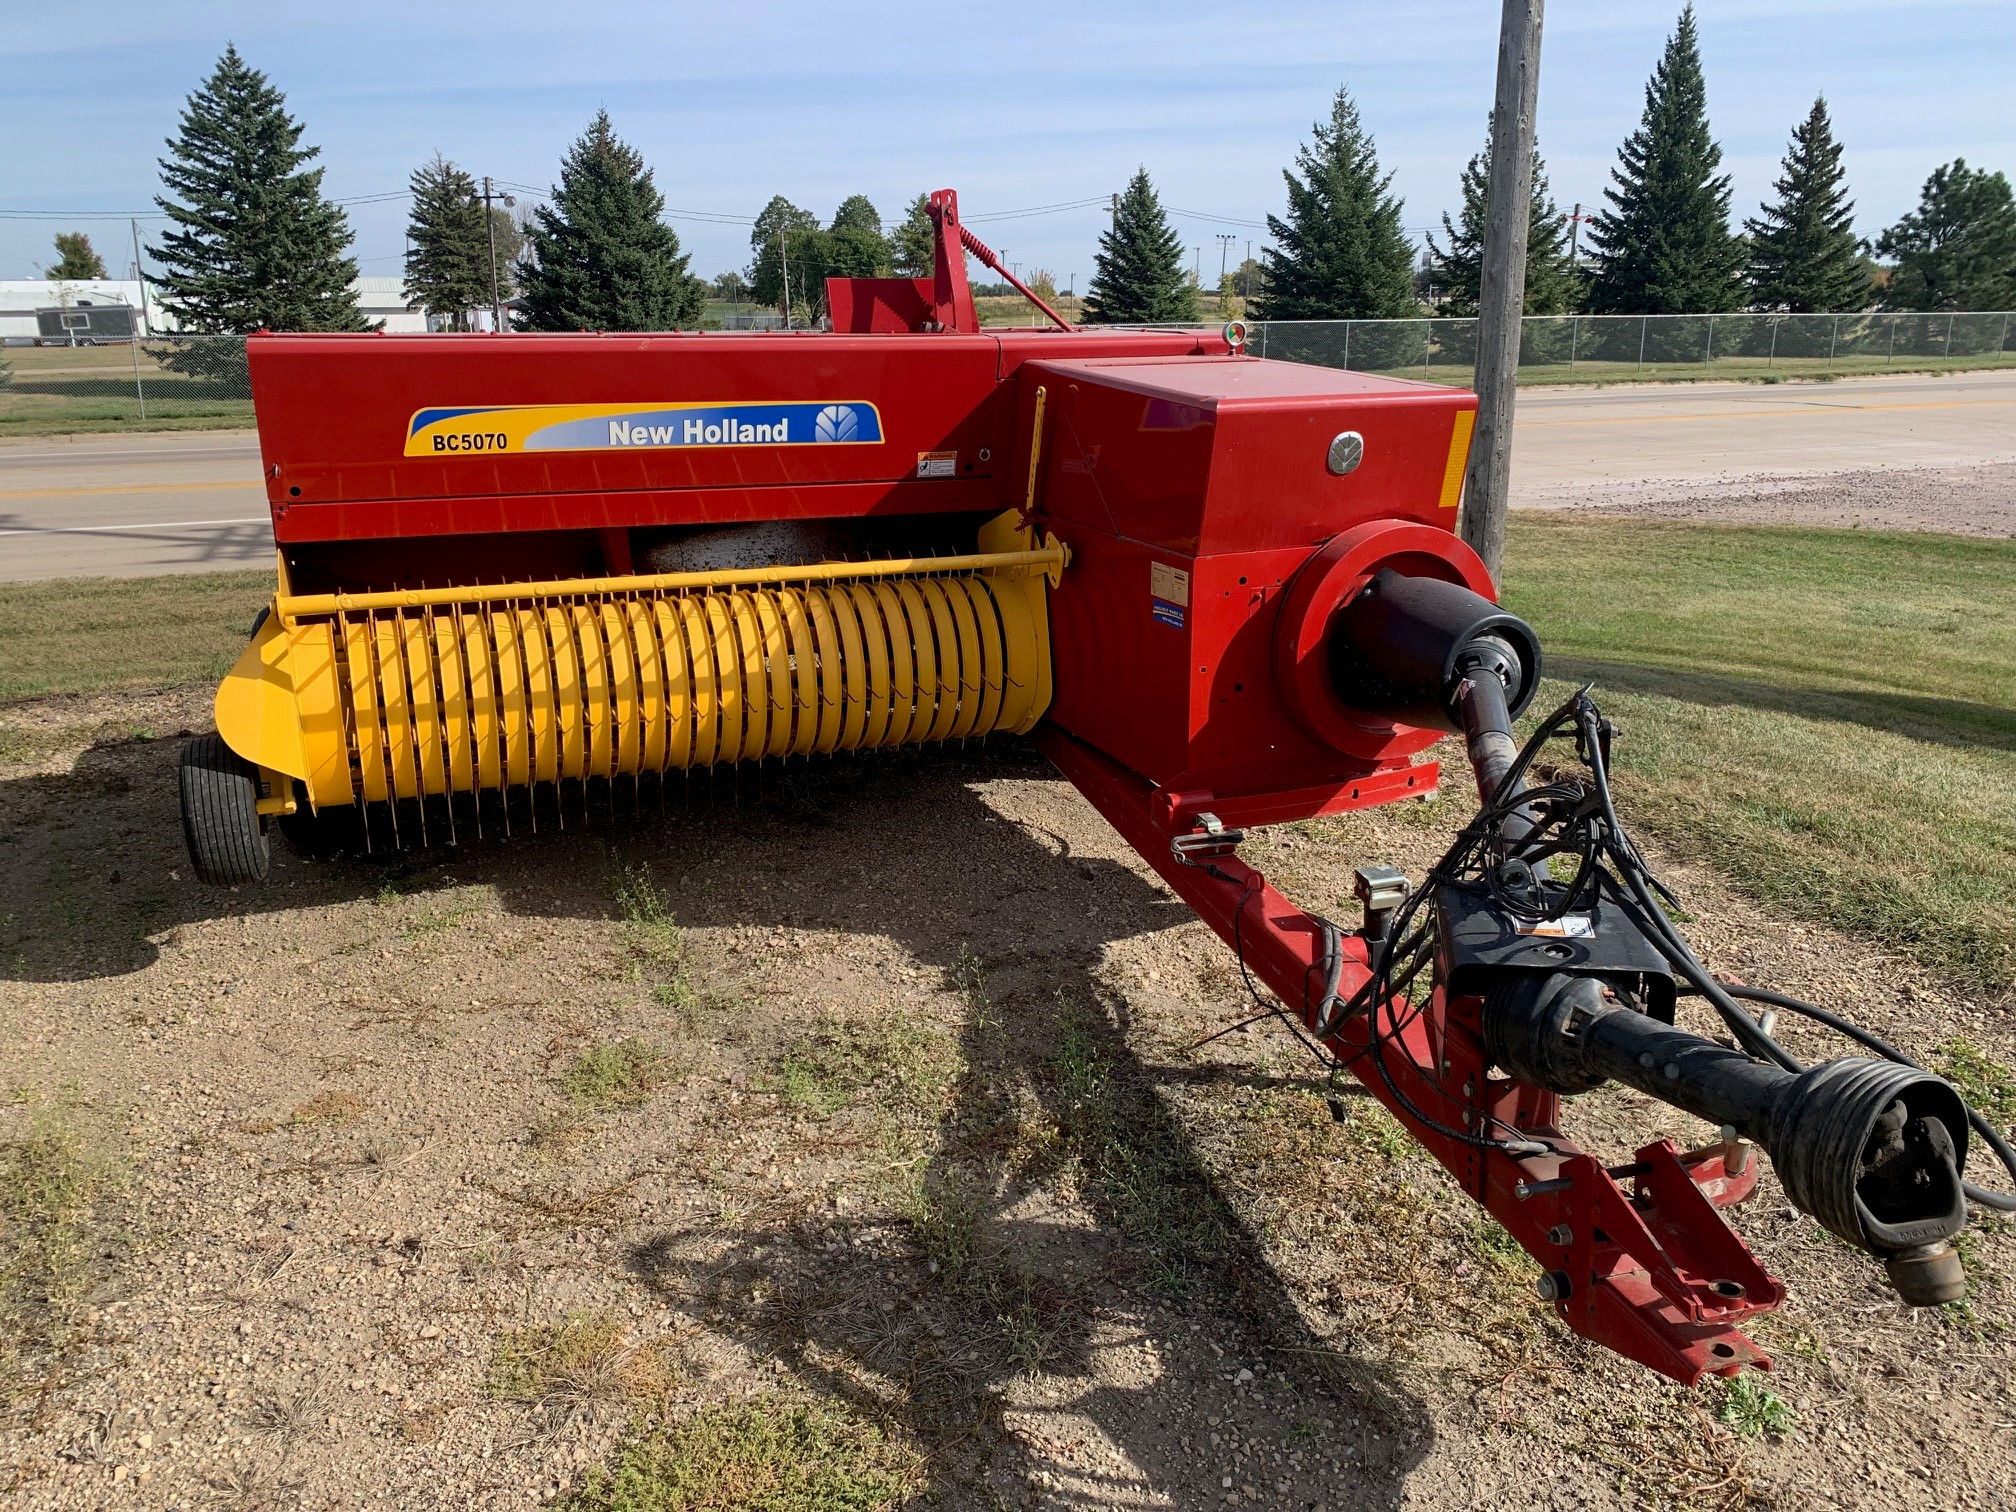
[4, 370, 2014, 580]
[0, 431, 268, 581]
[1509, 369, 2016, 506]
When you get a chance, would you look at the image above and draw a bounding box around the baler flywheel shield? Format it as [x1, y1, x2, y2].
[216, 539, 1063, 817]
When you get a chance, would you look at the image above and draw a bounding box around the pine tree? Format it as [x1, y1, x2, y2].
[889, 194, 936, 277]
[516, 111, 703, 332]
[1745, 97, 1869, 312]
[45, 232, 108, 280]
[1875, 160, 2016, 312]
[1425, 118, 1578, 317]
[747, 195, 822, 311]
[150, 45, 367, 332]
[1083, 168, 1197, 324]
[1586, 6, 1744, 314]
[1256, 86, 1416, 321]
[402, 153, 491, 329]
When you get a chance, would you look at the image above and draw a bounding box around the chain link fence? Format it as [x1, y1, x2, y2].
[1252, 310, 2016, 384]
[4, 314, 2013, 436]
[0, 334, 252, 434]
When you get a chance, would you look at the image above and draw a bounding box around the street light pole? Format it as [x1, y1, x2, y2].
[480, 176, 515, 332]
[1459, 0, 1545, 583]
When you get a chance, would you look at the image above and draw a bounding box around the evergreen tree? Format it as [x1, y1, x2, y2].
[150, 45, 366, 332]
[1083, 168, 1197, 324]
[1745, 97, 1869, 312]
[748, 195, 822, 310]
[1256, 86, 1416, 321]
[516, 110, 703, 332]
[889, 194, 936, 277]
[1425, 117, 1578, 316]
[402, 153, 490, 329]
[1586, 7, 1744, 314]
[1875, 160, 2016, 312]
[45, 232, 107, 280]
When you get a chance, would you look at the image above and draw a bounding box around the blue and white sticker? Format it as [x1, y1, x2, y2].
[1150, 560, 1190, 630]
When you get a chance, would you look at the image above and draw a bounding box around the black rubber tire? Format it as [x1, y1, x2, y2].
[178, 734, 270, 885]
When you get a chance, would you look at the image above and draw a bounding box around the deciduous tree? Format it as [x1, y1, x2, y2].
[889, 194, 936, 277]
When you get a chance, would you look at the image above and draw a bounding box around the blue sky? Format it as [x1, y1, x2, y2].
[2, 0, 2011, 289]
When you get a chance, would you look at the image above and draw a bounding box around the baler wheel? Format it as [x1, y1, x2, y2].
[178, 734, 270, 885]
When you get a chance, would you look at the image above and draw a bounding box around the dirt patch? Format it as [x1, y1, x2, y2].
[0, 709, 2012, 1509]
[1519, 461, 2016, 536]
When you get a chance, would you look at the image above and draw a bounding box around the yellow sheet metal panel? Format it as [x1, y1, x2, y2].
[213, 610, 310, 781]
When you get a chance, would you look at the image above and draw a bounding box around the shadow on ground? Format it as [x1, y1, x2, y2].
[1554, 656, 2016, 753]
[0, 728, 1436, 1505]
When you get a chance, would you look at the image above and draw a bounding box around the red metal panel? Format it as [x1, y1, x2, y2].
[1032, 354, 1479, 825]
[247, 329, 1227, 544]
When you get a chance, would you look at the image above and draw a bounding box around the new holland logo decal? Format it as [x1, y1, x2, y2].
[404, 401, 884, 456]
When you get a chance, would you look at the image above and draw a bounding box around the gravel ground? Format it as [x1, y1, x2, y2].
[1517, 460, 2016, 535]
[2, 686, 2013, 1511]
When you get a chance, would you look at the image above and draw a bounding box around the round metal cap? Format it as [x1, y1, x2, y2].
[1327, 431, 1365, 476]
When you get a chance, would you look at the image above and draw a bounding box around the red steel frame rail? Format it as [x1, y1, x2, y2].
[1039, 727, 1785, 1385]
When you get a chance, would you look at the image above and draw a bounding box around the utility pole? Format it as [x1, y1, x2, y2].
[1459, 0, 1544, 583]
[779, 230, 791, 329]
[480, 177, 516, 332]
[128, 217, 151, 336]
[1564, 201, 1591, 269]
[1215, 233, 1235, 285]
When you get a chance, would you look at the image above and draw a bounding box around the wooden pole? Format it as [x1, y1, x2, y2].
[1459, 0, 1545, 583]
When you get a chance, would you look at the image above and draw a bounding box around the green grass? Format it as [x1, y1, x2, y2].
[774, 1019, 955, 1118]
[0, 344, 254, 437]
[564, 1397, 922, 1511]
[562, 1040, 675, 1110]
[1502, 515, 2016, 995]
[1935, 1039, 2016, 1129]
[488, 1310, 675, 1406]
[1715, 1374, 1795, 1438]
[0, 569, 267, 703]
[2, 1109, 126, 1395]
